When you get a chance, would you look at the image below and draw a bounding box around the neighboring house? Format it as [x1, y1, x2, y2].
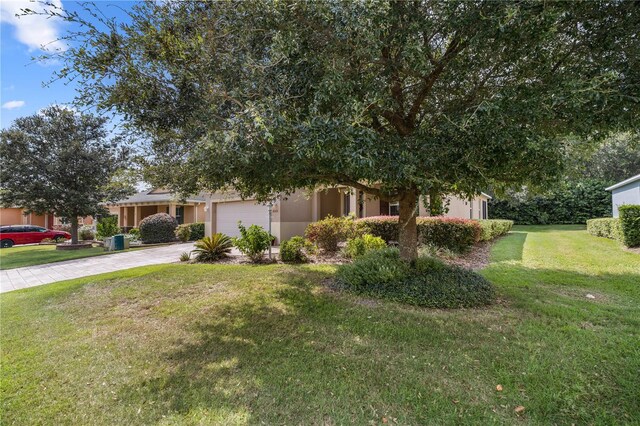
[605, 174, 640, 217]
[0, 207, 93, 228]
[203, 187, 491, 243]
[107, 188, 206, 230]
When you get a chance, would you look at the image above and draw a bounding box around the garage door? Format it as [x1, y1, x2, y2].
[216, 201, 270, 238]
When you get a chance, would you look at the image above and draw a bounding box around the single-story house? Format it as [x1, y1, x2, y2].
[0, 207, 93, 228]
[203, 187, 491, 243]
[606, 174, 640, 217]
[107, 188, 206, 230]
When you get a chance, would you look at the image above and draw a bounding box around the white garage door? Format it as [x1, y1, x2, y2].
[216, 201, 270, 238]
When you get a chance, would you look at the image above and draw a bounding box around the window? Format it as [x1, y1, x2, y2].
[358, 191, 364, 218]
[175, 206, 184, 225]
[389, 202, 399, 216]
[482, 200, 488, 219]
[343, 193, 351, 216]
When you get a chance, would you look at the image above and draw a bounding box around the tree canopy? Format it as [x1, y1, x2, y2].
[0, 106, 135, 243]
[38, 0, 639, 258]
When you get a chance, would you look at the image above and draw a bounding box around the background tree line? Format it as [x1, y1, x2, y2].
[490, 132, 640, 224]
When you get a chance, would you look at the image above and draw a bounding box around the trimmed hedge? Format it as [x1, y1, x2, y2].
[619, 205, 640, 247]
[175, 224, 191, 242]
[478, 219, 513, 241]
[336, 248, 495, 308]
[139, 213, 178, 243]
[357, 216, 482, 252]
[587, 218, 622, 240]
[489, 179, 612, 224]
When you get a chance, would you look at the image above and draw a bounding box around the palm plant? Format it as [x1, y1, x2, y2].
[191, 234, 233, 262]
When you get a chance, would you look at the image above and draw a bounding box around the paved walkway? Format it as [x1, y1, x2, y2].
[0, 243, 197, 294]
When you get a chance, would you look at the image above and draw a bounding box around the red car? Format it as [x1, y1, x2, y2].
[0, 225, 71, 248]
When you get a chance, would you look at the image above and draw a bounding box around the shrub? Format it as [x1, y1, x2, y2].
[175, 224, 191, 242]
[192, 234, 233, 262]
[337, 249, 495, 309]
[96, 215, 119, 240]
[357, 216, 481, 252]
[129, 228, 140, 238]
[587, 218, 622, 240]
[189, 222, 205, 241]
[179, 251, 191, 262]
[619, 205, 640, 247]
[233, 222, 273, 262]
[78, 225, 95, 241]
[280, 236, 316, 263]
[305, 214, 364, 253]
[489, 179, 612, 224]
[418, 217, 481, 252]
[477, 219, 513, 241]
[344, 234, 387, 258]
[139, 213, 178, 243]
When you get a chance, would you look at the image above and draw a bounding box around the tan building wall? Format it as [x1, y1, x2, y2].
[1, 208, 92, 228]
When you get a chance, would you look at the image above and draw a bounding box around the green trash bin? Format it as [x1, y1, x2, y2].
[113, 234, 125, 251]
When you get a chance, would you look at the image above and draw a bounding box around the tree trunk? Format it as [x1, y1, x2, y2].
[70, 216, 79, 244]
[398, 192, 418, 261]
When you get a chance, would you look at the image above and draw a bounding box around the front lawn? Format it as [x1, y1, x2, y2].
[0, 244, 149, 270]
[1, 225, 638, 424]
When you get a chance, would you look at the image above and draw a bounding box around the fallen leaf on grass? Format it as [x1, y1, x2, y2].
[514, 405, 525, 414]
[496, 385, 503, 391]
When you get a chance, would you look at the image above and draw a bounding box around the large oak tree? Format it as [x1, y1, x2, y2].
[37, 0, 639, 259]
[0, 106, 134, 244]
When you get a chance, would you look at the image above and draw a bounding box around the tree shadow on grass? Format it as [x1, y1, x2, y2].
[114, 265, 640, 424]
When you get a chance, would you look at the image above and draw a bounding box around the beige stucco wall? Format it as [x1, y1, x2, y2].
[0, 208, 25, 226]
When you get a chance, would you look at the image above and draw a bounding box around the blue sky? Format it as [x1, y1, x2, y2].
[1, 0, 136, 128]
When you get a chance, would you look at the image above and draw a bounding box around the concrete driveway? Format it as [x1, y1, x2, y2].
[0, 243, 196, 294]
[0, 243, 281, 294]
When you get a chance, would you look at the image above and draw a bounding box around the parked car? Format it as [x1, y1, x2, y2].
[0, 225, 71, 248]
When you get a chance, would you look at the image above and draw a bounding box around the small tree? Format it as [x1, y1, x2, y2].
[0, 106, 134, 244]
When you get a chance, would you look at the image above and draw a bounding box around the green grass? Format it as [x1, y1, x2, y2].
[0, 244, 150, 270]
[1, 225, 639, 424]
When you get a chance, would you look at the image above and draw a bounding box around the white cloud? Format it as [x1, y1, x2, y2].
[2, 100, 26, 109]
[0, 0, 67, 52]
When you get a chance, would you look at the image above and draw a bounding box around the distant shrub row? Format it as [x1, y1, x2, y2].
[489, 179, 612, 224]
[356, 217, 512, 251]
[587, 205, 640, 247]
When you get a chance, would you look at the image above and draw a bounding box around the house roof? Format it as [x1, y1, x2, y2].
[113, 190, 206, 205]
[605, 174, 640, 191]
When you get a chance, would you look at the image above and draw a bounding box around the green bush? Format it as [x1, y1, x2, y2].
[139, 213, 178, 243]
[489, 179, 612, 224]
[280, 236, 315, 263]
[129, 227, 140, 238]
[96, 215, 119, 240]
[175, 224, 191, 242]
[587, 218, 622, 240]
[336, 248, 495, 308]
[78, 225, 95, 241]
[179, 251, 191, 262]
[189, 222, 205, 241]
[344, 233, 387, 258]
[192, 234, 233, 262]
[305, 215, 364, 253]
[357, 216, 481, 252]
[233, 222, 273, 262]
[619, 205, 640, 247]
[477, 219, 514, 241]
